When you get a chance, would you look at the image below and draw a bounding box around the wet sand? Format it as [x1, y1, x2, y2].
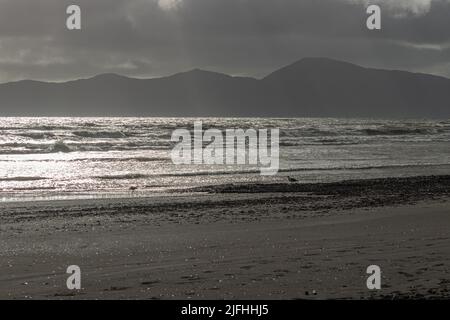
[1, 175, 450, 299]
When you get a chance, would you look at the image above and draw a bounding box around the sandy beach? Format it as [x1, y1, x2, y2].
[2, 0, 450, 306]
[1, 175, 450, 299]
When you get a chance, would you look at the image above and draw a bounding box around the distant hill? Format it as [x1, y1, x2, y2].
[1, 57, 449, 118]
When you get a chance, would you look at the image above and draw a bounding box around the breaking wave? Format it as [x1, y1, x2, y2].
[72, 130, 128, 138]
[0, 176, 48, 182]
[361, 127, 433, 136]
[47, 140, 72, 153]
[17, 132, 56, 139]
[95, 173, 150, 180]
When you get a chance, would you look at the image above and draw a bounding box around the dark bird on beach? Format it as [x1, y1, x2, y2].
[287, 176, 298, 183]
[129, 186, 138, 191]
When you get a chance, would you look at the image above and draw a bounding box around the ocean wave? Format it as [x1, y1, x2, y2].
[17, 132, 56, 139]
[93, 170, 261, 180]
[0, 125, 74, 131]
[95, 173, 150, 180]
[281, 128, 338, 137]
[10, 186, 56, 191]
[282, 163, 450, 172]
[0, 140, 172, 154]
[0, 176, 48, 182]
[279, 140, 359, 146]
[156, 163, 450, 177]
[279, 124, 448, 139]
[163, 163, 450, 176]
[72, 130, 128, 139]
[104, 163, 450, 179]
[71, 156, 169, 163]
[361, 128, 433, 136]
[48, 140, 72, 153]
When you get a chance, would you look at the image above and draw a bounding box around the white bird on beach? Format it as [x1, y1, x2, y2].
[287, 176, 298, 183]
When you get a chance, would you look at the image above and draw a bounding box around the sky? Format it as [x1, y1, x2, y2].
[0, 0, 449, 82]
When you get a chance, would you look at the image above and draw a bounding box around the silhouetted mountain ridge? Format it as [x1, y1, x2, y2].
[0, 57, 449, 118]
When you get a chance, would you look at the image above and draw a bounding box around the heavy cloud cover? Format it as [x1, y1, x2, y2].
[0, 0, 449, 82]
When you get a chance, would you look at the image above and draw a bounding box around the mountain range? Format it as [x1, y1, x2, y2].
[1, 57, 449, 118]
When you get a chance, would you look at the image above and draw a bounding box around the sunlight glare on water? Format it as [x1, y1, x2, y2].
[1, 117, 450, 202]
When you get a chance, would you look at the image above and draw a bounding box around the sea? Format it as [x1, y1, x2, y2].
[1, 117, 450, 202]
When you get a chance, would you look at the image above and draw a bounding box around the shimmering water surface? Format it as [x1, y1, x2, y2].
[1, 117, 450, 202]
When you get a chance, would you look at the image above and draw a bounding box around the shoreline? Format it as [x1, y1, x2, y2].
[1, 175, 450, 232]
[1, 175, 450, 299]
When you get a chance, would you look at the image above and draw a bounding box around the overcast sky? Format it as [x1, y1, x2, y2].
[0, 0, 449, 82]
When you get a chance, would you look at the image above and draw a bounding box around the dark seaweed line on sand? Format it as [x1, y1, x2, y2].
[2, 175, 450, 226]
[190, 175, 450, 196]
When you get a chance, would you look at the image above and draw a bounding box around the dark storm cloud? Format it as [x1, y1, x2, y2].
[0, 0, 450, 82]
